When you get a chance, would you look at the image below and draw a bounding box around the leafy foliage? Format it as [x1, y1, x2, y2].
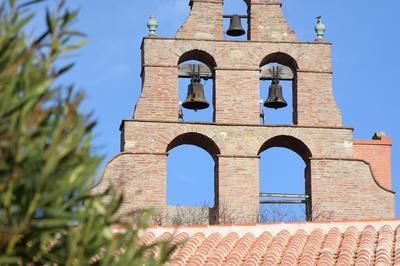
[0, 1, 174, 264]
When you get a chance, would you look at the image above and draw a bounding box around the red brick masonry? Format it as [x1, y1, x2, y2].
[354, 136, 392, 191]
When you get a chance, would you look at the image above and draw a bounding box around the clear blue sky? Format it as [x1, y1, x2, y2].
[50, 0, 400, 219]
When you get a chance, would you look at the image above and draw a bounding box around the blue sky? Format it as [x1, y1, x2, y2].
[47, 0, 400, 219]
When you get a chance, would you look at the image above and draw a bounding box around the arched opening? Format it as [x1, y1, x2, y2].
[259, 52, 299, 125]
[166, 133, 220, 225]
[258, 136, 312, 222]
[260, 52, 299, 71]
[178, 50, 217, 68]
[178, 50, 216, 123]
[223, 0, 249, 40]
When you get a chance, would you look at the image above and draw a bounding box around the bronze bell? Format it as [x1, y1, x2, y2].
[226, 15, 245, 37]
[264, 79, 288, 109]
[182, 78, 210, 111]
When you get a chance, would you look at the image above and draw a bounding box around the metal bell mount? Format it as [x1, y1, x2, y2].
[264, 66, 288, 109]
[182, 65, 210, 111]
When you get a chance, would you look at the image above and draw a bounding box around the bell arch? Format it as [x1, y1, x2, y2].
[259, 52, 299, 125]
[259, 52, 299, 73]
[177, 50, 216, 122]
[258, 135, 313, 221]
[167, 132, 221, 160]
[258, 135, 312, 161]
[178, 49, 217, 70]
[166, 132, 220, 224]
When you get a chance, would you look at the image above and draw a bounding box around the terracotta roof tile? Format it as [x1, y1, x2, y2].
[206, 232, 239, 265]
[299, 228, 324, 265]
[145, 220, 400, 265]
[262, 230, 290, 265]
[280, 230, 307, 265]
[318, 227, 341, 265]
[187, 233, 222, 265]
[394, 225, 400, 265]
[225, 233, 255, 265]
[243, 232, 271, 265]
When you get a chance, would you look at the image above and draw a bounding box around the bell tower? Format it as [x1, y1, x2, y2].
[95, 0, 394, 224]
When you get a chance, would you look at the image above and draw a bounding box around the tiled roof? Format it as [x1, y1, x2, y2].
[139, 219, 400, 265]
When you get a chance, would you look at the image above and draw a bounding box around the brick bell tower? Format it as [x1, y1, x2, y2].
[95, 0, 394, 223]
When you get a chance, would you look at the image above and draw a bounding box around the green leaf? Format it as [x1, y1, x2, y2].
[54, 63, 74, 77]
[45, 8, 55, 34]
[0, 256, 22, 264]
[18, 0, 46, 9]
[0, 1, 175, 264]
[62, 39, 88, 52]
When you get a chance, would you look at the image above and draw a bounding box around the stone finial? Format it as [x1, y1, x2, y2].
[147, 15, 158, 37]
[315, 16, 326, 41]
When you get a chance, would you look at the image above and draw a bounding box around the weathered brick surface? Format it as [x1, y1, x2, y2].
[95, 0, 394, 223]
[134, 66, 178, 122]
[248, 1, 297, 41]
[218, 156, 259, 221]
[297, 72, 342, 126]
[214, 69, 260, 124]
[94, 153, 167, 217]
[121, 121, 353, 158]
[176, 0, 224, 40]
[311, 159, 394, 220]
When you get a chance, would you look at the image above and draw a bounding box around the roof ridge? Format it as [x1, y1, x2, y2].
[145, 220, 400, 239]
[148, 218, 400, 230]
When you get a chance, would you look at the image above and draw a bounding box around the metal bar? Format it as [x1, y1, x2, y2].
[260, 77, 293, 81]
[223, 15, 248, 19]
[178, 74, 213, 79]
[259, 193, 310, 199]
[178, 64, 213, 79]
[260, 200, 307, 205]
[260, 65, 294, 81]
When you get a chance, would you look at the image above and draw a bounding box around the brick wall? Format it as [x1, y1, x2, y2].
[134, 66, 178, 121]
[353, 136, 392, 190]
[311, 159, 394, 220]
[217, 156, 259, 222]
[95, 121, 394, 222]
[122, 121, 354, 158]
[135, 38, 341, 126]
[176, 0, 224, 40]
[94, 153, 168, 218]
[248, 0, 297, 41]
[214, 69, 260, 124]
